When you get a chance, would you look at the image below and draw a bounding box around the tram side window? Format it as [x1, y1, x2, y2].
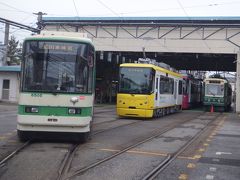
[75, 45, 94, 93]
[87, 46, 94, 93]
[160, 75, 174, 94]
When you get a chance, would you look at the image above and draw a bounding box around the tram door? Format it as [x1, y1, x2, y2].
[176, 80, 183, 105]
[2, 79, 10, 100]
[174, 80, 177, 104]
[155, 75, 160, 106]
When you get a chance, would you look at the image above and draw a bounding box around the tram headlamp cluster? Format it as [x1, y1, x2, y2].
[25, 106, 39, 113]
[68, 108, 81, 114]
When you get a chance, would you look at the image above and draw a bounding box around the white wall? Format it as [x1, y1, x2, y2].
[45, 25, 240, 54]
[0, 72, 20, 103]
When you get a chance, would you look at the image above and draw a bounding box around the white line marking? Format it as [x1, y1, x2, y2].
[209, 167, 217, 172]
[206, 174, 214, 180]
[216, 152, 232, 155]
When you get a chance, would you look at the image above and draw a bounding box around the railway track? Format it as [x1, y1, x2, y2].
[0, 111, 218, 180]
[0, 115, 140, 170]
[57, 112, 212, 180]
[142, 113, 223, 180]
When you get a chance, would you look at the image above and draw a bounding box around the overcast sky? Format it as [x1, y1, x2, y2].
[1, 0, 240, 43]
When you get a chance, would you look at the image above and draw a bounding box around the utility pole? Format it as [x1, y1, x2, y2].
[142, 47, 146, 59]
[33, 12, 47, 30]
[3, 23, 9, 65]
[4, 23, 9, 46]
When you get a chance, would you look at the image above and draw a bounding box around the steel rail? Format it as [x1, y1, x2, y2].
[0, 141, 31, 167]
[56, 144, 79, 180]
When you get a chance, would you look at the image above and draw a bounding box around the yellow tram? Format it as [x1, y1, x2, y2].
[117, 58, 183, 118]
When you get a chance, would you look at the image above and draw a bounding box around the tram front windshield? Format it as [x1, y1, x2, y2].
[205, 84, 224, 96]
[119, 67, 154, 94]
[22, 41, 94, 93]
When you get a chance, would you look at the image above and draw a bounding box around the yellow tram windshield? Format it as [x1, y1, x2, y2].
[119, 67, 154, 94]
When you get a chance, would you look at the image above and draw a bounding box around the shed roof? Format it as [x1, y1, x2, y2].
[42, 16, 240, 27]
[0, 66, 21, 72]
[43, 16, 240, 21]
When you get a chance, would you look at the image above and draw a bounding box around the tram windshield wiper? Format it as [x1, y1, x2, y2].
[129, 89, 141, 94]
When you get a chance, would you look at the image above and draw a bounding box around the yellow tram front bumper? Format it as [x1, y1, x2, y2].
[117, 108, 153, 118]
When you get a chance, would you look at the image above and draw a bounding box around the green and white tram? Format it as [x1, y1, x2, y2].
[203, 74, 232, 112]
[17, 31, 95, 142]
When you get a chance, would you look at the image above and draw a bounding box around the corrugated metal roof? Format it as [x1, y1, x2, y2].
[0, 66, 21, 72]
[42, 16, 240, 27]
[42, 16, 240, 21]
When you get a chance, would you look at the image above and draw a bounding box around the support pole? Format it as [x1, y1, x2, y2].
[4, 23, 9, 46]
[3, 23, 9, 65]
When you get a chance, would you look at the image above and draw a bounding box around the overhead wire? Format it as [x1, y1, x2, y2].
[95, 0, 120, 17]
[119, 1, 240, 16]
[1, 0, 240, 43]
[176, 0, 213, 53]
[72, 0, 80, 17]
[0, 1, 38, 40]
[0, 2, 33, 15]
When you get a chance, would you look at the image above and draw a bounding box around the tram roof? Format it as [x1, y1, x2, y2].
[204, 77, 228, 83]
[120, 63, 182, 78]
[42, 16, 240, 27]
[24, 31, 94, 46]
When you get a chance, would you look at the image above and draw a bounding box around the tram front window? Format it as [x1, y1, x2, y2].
[119, 67, 154, 94]
[205, 84, 224, 96]
[22, 41, 94, 94]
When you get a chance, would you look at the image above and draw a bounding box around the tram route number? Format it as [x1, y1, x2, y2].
[31, 93, 42, 97]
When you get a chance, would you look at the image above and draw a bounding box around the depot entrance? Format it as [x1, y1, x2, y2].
[95, 51, 236, 104]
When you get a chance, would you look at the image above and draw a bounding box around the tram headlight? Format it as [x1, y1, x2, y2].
[25, 106, 39, 113]
[68, 108, 81, 114]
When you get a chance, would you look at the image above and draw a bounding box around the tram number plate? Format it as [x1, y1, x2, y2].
[48, 118, 58, 122]
[31, 93, 42, 97]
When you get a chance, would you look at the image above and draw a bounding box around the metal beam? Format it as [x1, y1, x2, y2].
[159, 27, 178, 39]
[101, 26, 117, 38]
[0, 17, 39, 33]
[203, 27, 224, 40]
[120, 26, 137, 38]
[180, 27, 202, 39]
[137, 27, 157, 38]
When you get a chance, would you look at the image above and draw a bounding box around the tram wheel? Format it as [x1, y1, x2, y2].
[17, 130, 29, 142]
[153, 109, 157, 118]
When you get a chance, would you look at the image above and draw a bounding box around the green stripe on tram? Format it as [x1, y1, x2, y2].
[18, 105, 92, 117]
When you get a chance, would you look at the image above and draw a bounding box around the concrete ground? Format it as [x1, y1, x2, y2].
[188, 113, 240, 180]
